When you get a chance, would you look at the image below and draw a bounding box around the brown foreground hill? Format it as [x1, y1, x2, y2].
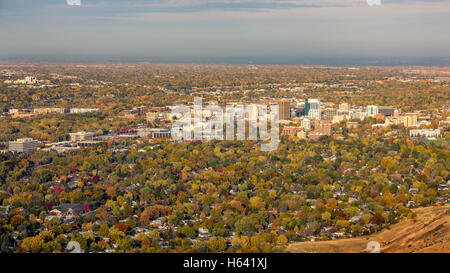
[287, 205, 449, 253]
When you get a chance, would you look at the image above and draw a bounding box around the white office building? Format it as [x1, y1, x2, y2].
[9, 138, 39, 153]
[410, 129, 441, 140]
[69, 132, 95, 142]
[301, 118, 311, 131]
[137, 128, 171, 139]
[366, 105, 379, 117]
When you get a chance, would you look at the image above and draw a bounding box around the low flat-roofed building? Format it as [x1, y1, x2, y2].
[9, 138, 38, 153]
[351, 110, 367, 120]
[332, 114, 348, 124]
[69, 131, 95, 142]
[410, 129, 441, 140]
[69, 108, 99, 113]
[77, 141, 101, 147]
[137, 128, 171, 139]
[33, 108, 67, 114]
[42, 146, 81, 153]
[282, 126, 303, 136]
[378, 106, 397, 117]
[308, 132, 325, 141]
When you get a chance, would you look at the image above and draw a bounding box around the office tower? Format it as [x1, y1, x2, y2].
[278, 99, 291, 120]
[366, 105, 379, 117]
[294, 106, 305, 117]
[403, 113, 418, 127]
[324, 108, 337, 121]
[304, 99, 321, 120]
[317, 121, 332, 136]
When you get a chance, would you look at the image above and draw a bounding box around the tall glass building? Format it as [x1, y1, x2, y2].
[304, 99, 321, 120]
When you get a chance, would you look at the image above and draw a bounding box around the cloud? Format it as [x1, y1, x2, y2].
[1, 0, 449, 58]
[2, 0, 449, 19]
[102, 0, 450, 22]
[81, 0, 449, 10]
[84, 0, 364, 10]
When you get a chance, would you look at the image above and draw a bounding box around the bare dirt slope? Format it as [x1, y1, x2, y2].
[286, 205, 449, 253]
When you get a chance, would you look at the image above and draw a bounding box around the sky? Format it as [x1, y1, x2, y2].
[0, 0, 449, 63]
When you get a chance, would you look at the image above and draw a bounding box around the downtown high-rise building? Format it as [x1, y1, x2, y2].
[403, 113, 418, 127]
[304, 99, 321, 120]
[324, 108, 337, 121]
[278, 99, 291, 120]
[317, 121, 332, 136]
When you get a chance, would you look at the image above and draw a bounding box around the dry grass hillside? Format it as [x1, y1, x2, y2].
[287, 205, 449, 253]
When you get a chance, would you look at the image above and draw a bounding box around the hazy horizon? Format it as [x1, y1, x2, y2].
[1, 55, 450, 66]
[1, 0, 450, 65]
